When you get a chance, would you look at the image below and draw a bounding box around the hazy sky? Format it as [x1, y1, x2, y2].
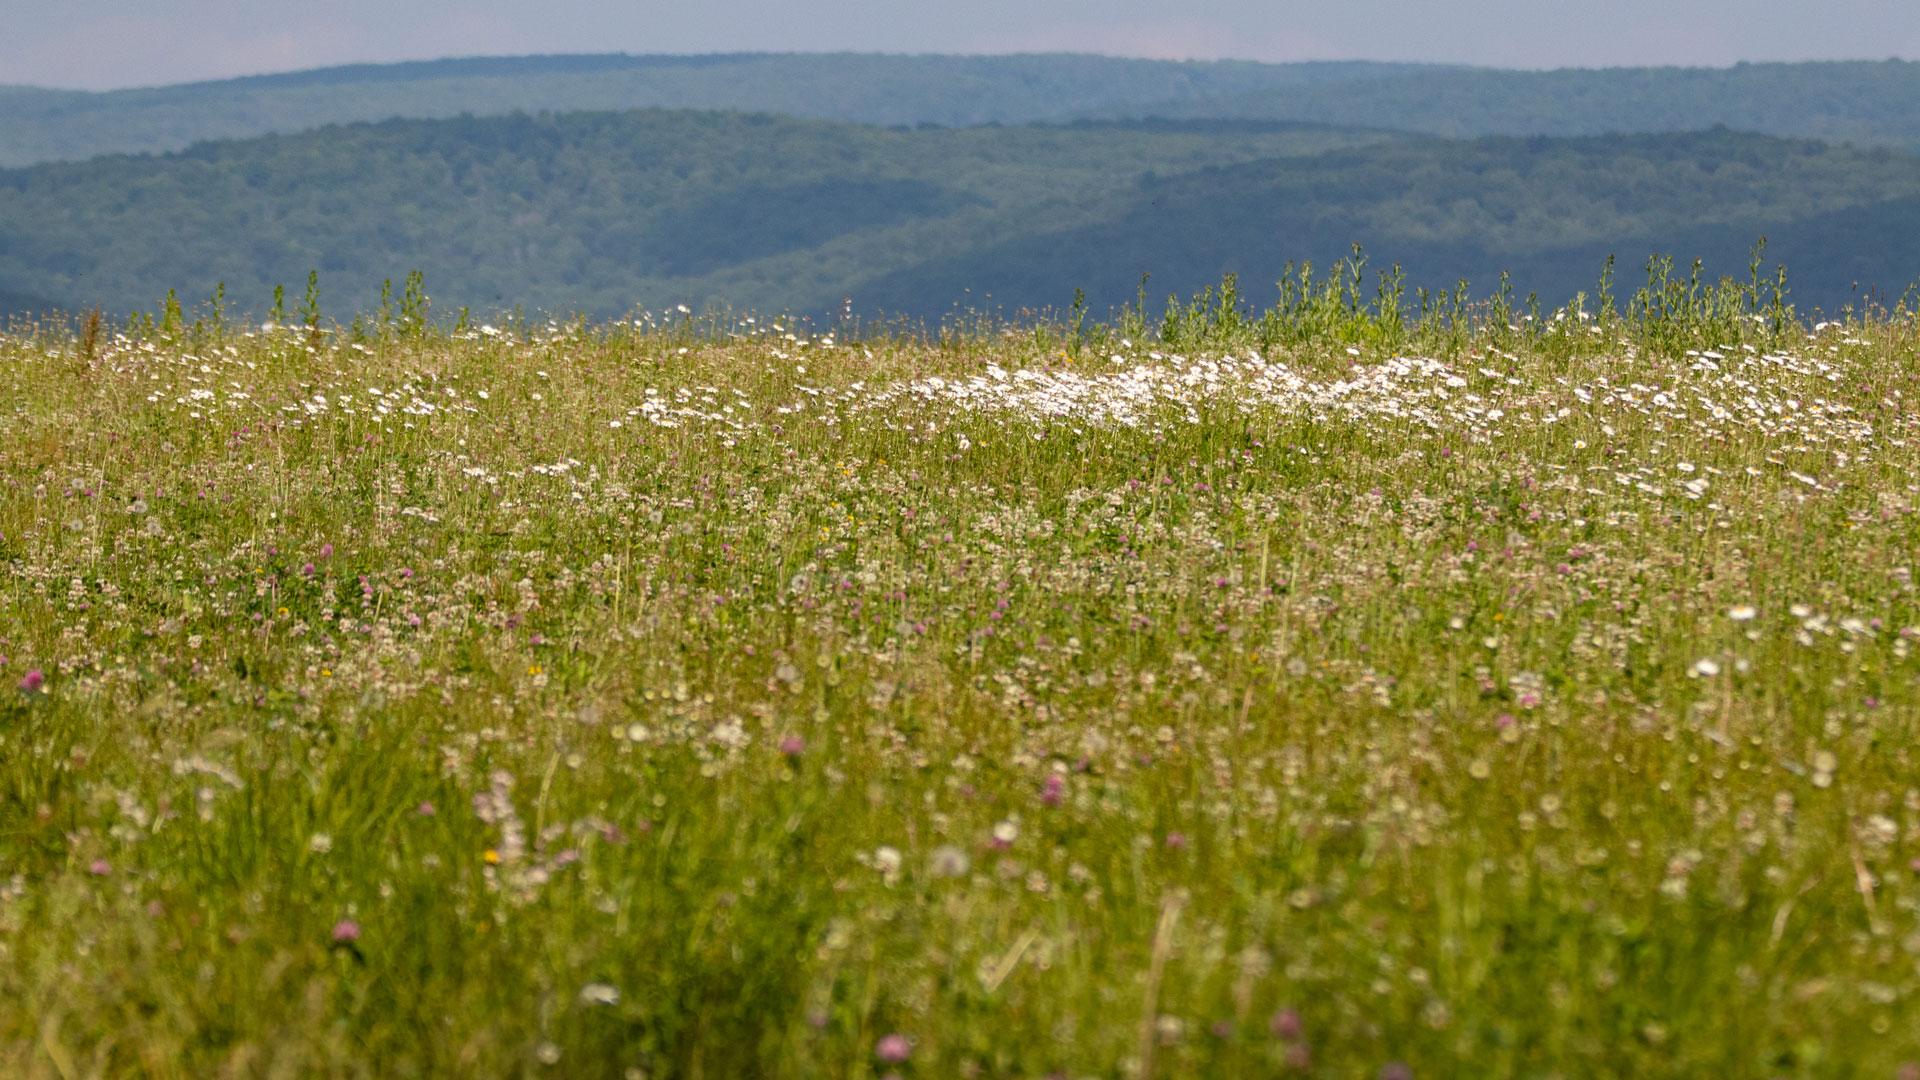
[7, 0, 1919, 90]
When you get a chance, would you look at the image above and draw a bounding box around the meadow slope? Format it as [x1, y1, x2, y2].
[1, 296, 1919, 1076]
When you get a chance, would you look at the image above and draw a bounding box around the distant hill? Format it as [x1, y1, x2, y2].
[1094, 59, 1920, 154]
[8, 54, 1920, 171]
[2, 110, 1916, 323]
[0, 110, 1389, 320]
[854, 130, 1920, 318]
[0, 53, 1432, 167]
[0, 288, 64, 320]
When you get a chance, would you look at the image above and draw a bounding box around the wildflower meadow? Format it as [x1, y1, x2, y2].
[3, 262, 1920, 1078]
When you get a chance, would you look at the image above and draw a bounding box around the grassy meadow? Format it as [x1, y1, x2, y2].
[3, 272, 1920, 1078]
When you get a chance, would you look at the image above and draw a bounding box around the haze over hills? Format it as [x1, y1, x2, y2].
[0, 111, 1389, 320]
[1091, 59, 1920, 153]
[6, 53, 1920, 169]
[0, 53, 1434, 168]
[4, 109, 1917, 324]
[856, 130, 1920, 320]
[0, 289, 59, 321]
[8, 53, 1920, 325]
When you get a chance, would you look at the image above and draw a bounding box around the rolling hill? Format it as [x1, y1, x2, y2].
[0, 289, 62, 321]
[0, 111, 1389, 320]
[1097, 59, 1920, 154]
[7, 54, 1920, 171]
[3, 110, 1917, 324]
[0, 53, 1431, 168]
[853, 129, 1920, 319]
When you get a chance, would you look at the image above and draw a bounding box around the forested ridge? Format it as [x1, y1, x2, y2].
[0, 53, 1430, 168]
[7, 54, 1920, 168]
[1095, 59, 1920, 152]
[4, 108, 1918, 324]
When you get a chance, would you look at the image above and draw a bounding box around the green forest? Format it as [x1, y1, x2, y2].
[7, 54, 1920, 168]
[4, 108, 1919, 325]
[0, 54, 1426, 168]
[1096, 59, 1920, 153]
[0, 111, 1388, 320]
[855, 128, 1920, 320]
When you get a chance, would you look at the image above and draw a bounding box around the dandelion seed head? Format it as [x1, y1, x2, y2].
[929, 845, 970, 878]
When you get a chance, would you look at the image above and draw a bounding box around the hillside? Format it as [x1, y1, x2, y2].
[0, 111, 1393, 320]
[0, 289, 62, 321]
[1100, 59, 1920, 153]
[8, 54, 1920, 170]
[6, 110, 1920, 323]
[855, 130, 1920, 318]
[0, 53, 1429, 168]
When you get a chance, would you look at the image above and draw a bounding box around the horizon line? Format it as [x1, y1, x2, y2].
[6, 50, 1908, 96]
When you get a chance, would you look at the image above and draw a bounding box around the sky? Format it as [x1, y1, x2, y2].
[4, 0, 1918, 91]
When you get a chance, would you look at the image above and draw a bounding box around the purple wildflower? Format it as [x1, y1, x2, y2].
[1040, 773, 1065, 806]
[875, 1034, 911, 1063]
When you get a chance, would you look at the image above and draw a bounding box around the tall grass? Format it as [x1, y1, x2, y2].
[0, 263, 1918, 1078]
[1131, 240, 1825, 362]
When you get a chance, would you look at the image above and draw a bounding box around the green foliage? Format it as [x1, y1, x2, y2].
[1117, 237, 1831, 361]
[4, 114, 1920, 326]
[299, 270, 321, 350]
[9, 56, 1920, 169]
[863, 128, 1920, 325]
[1119, 60, 1920, 154]
[0, 54, 1435, 168]
[156, 288, 183, 340]
[200, 281, 227, 341]
[0, 110, 1384, 321]
[400, 269, 429, 337]
[1621, 243, 1792, 357]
